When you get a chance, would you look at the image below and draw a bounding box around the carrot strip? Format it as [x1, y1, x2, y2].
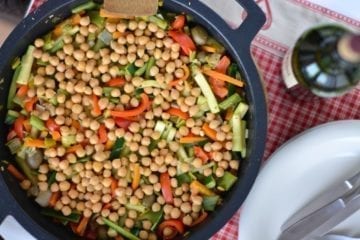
[131, 163, 140, 190]
[167, 107, 189, 120]
[168, 79, 182, 87]
[24, 138, 46, 148]
[102, 203, 112, 210]
[76, 216, 90, 237]
[7, 130, 17, 141]
[92, 94, 101, 117]
[16, 85, 29, 97]
[53, 25, 63, 38]
[111, 177, 118, 197]
[49, 191, 61, 207]
[71, 120, 81, 130]
[98, 124, 108, 144]
[171, 15, 186, 30]
[194, 146, 209, 162]
[179, 65, 190, 82]
[202, 123, 218, 141]
[225, 108, 234, 121]
[7, 164, 25, 181]
[110, 94, 150, 118]
[201, 45, 217, 53]
[112, 31, 123, 39]
[24, 97, 37, 112]
[179, 136, 207, 144]
[202, 68, 244, 87]
[51, 131, 61, 141]
[71, 14, 81, 25]
[66, 144, 83, 154]
[105, 140, 114, 150]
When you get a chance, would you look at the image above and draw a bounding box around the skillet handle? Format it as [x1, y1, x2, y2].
[232, 0, 266, 45]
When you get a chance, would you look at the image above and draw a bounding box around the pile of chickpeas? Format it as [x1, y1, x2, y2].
[18, 11, 240, 240]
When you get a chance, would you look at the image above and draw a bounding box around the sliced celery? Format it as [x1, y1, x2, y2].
[103, 218, 140, 240]
[233, 102, 249, 119]
[30, 115, 45, 131]
[219, 93, 242, 110]
[72, 1, 97, 14]
[7, 66, 21, 109]
[17, 46, 35, 85]
[191, 65, 219, 114]
[217, 171, 237, 191]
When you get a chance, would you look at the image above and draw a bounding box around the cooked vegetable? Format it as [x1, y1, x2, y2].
[103, 218, 140, 240]
[16, 45, 35, 85]
[5, 5, 248, 240]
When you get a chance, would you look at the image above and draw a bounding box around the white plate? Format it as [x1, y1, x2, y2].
[238, 120, 360, 240]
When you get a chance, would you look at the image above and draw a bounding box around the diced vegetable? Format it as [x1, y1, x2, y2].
[190, 180, 215, 196]
[194, 146, 209, 162]
[219, 93, 242, 110]
[141, 80, 165, 89]
[145, 57, 155, 78]
[148, 15, 168, 30]
[110, 94, 150, 118]
[110, 137, 125, 160]
[35, 190, 52, 207]
[98, 29, 112, 45]
[15, 155, 37, 184]
[202, 195, 220, 211]
[88, 11, 104, 28]
[131, 163, 140, 190]
[41, 208, 81, 223]
[7, 66, 21, 109]
[202, 123, 217, 142]
[72, 1, 97, 13]
[203, 175, 216, 189]
[191, 26, 208, 45]
[138, 210, 163, 231]
[171, 15, 186, 30]
[158, 220, 185, 237]
[134, 63, 148, 76]
[168, 31, 196, 56]
[125, 63, 138, 76]
[203, 68, 244, 88]
[176, 173, 192, 185]
[217, 171, 237, 191]
[160, 172, 173, 204]
[14, 117, 25, 139]
[192, 65, 220, 114]
[125, 203, 147, 213]
[107, 77, 126, 87]
[179, 136, 207, 144]
[30, 115, 45, 131]
[76, 216, 90, 236]
[103, 218, 140, 240]
[7, 164, 25, 181]
[61, 135, 76, 147]
[233, 102, 249, 119]
[5, 110, 20, 125]
[16, 45, 35, 85]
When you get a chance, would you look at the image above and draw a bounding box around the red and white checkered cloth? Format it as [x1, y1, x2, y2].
[28, 1, 360, 239]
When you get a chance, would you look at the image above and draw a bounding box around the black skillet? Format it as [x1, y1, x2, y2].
[0, 0, 267, 239]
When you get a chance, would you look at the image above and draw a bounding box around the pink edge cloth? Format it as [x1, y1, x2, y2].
[27, 1, 360, 240]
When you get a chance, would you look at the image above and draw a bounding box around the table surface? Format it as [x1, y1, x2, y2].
[1, 1, 360, 240]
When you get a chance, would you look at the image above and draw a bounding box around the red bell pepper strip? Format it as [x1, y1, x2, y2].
[160, 172, 173, 204]
[107, 77, 126, 87]
[209, 56, 231, 98]
[114, 118, 132, 130]
[166, 107, 189, 120]
[24, 97, 37, 112]
[110, 94, 150, 118]
[158, 219, 185, 238]
[171, 15, 186, 30]
[98, 124, 108, 144]
[14, 117, 25, 139]
[168, 30, 196, 56]
[46, 118, 60, 132]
